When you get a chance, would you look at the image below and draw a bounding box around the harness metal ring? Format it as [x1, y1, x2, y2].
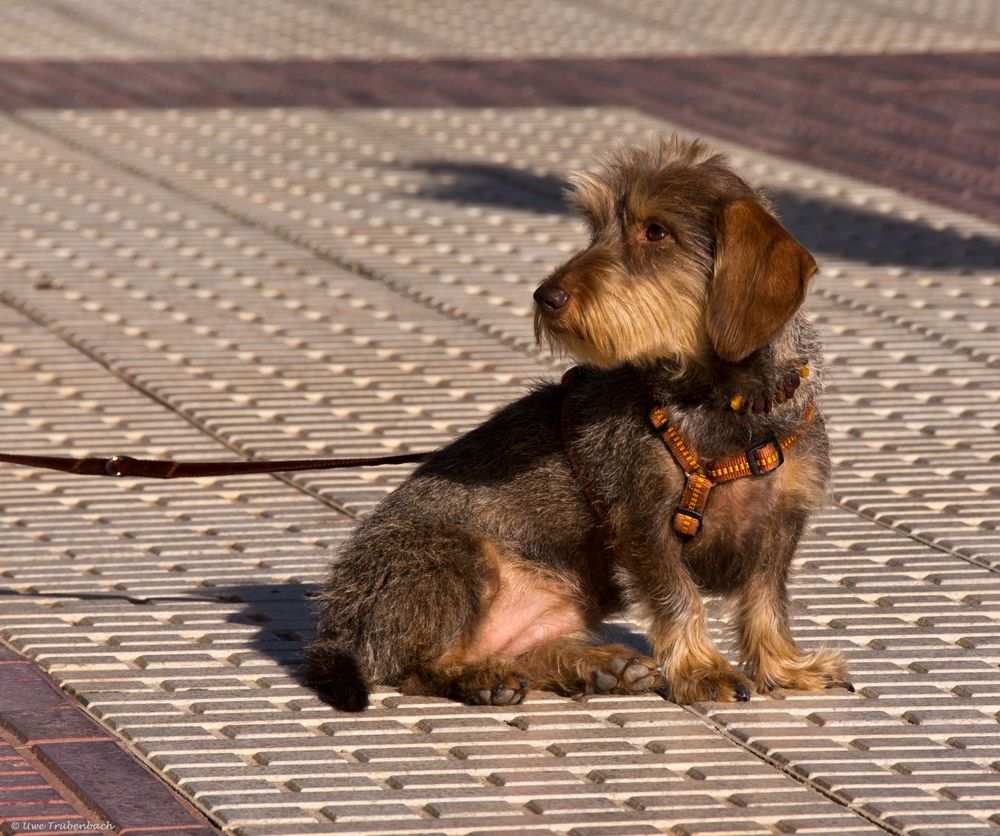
[103, 455, 135, 477]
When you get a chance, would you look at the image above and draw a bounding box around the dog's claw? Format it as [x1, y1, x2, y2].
[845, 681, 855, 693]
[733, 681, 751, 701]
[470, 675, 530, 705]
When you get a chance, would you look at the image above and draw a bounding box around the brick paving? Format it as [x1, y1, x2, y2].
[1, 53, 998, 224]
[0, 2, 999, 835]
[0, 643, 216, 835]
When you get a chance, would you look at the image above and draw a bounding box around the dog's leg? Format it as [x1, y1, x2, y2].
[397, 548, 594, 706]
[400, 648, 531, 706]
[650, 584, 752, 703]
[733, 523, 851, 693]
[516, 637, 662, 696]
[619, 525, 751, 703]
[402, 638, 662, 702]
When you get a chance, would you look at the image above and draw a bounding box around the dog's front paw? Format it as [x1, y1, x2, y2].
[750, 646, 852, 694]
[657, 664, 752, 704]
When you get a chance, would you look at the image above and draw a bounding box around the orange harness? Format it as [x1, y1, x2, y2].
[561, 367, 817, 538]
[649, 400, 816, 536]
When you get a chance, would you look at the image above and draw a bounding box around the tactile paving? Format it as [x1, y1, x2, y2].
[0, 305, 885, 835]
[0, 0, 997, 58]
[8, 106, 997, 562]
[0, 5, 997, 834]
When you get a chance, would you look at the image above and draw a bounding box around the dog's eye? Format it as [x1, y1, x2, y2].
[644, 224, 669, 242]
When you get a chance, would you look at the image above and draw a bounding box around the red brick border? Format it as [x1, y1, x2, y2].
[0, 53, 997, 224]
[0, 644, 218, 835]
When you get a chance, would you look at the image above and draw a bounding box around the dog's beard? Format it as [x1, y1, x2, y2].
[533, 274, 706, 369]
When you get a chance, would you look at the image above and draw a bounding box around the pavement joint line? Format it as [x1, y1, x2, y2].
[680, 703, 902, 836]
[0, 285, 362, 523]
[4, 108, 995, 572]
[825, 493, 1000, 578]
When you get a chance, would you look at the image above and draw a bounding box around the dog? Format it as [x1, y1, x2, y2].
[305, 135, 850, 711]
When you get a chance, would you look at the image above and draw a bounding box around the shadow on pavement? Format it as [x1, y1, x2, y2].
[409, 160, 1000, 271]
[215, 581, 319, 685]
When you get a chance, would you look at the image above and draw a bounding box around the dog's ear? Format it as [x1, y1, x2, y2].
[706, 197, 817, 363]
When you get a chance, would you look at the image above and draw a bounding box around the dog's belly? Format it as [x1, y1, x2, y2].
[464, 559, 587, 660]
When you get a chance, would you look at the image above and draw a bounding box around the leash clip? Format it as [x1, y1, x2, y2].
[103, 455, 136, 477]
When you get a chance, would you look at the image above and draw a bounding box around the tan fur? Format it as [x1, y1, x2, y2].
[534, 255, 707, 367]
[733, 578, 849, 692]
[648, 581, 752, 703]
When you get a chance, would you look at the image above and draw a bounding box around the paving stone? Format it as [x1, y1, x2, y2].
[0, 705, 113, 744]
[33, 740, 208, 830]
[0, 664, 72, 711]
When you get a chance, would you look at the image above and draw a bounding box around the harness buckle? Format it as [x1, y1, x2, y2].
[747, 438, 783, 477]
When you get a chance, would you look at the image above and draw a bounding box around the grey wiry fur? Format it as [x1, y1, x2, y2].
[306, 136, 850, 711]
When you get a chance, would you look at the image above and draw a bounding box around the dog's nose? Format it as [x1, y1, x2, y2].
[533, 285, 570, 312]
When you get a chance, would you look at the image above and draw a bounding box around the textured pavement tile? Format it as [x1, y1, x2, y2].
[0, 0, 996, 58]
[5, 104, 997, 558]
[0, 6, 998, 834]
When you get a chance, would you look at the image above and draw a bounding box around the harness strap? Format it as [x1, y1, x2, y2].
[650, 400, 817, 536]
[560, 367, 817, 539]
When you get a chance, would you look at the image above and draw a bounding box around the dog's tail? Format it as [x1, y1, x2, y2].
[303, 638, 370, 712]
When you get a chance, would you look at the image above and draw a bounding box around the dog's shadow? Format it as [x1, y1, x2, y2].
[213, 581, 319, 686]
[408, 159, 1000, 271]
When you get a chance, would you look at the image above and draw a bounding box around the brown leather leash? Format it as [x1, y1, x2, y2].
[0, 450, 431, 479]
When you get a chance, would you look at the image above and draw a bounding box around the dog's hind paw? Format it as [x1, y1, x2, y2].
[591, 653, 662, 694]
[470, 674, 529, 706]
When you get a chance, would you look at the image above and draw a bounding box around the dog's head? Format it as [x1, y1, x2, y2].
[533, 136, 817, 368]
